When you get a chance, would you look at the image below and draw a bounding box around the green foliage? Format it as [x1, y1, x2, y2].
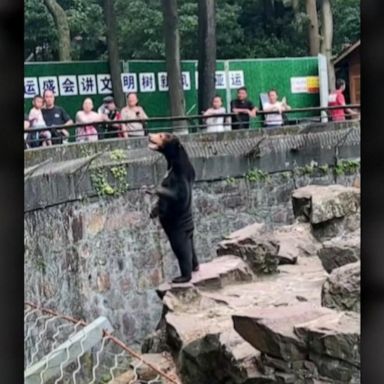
[90, 150, 129, 198]
[25, 0, 360, 61]
[225, 176, 236, 185]
[245, 169, 270, 183]
[25, 0, 106, 61]
[24, 0, 58, 61]
[334, 159, 360, 176]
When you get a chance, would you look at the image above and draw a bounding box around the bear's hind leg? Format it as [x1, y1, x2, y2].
[191, 233, 200, 272]
[168, 230, 193, 283]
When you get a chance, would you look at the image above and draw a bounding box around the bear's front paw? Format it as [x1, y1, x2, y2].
[150, 206, 159, 219]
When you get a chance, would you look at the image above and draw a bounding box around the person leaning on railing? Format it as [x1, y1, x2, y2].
[42, 89, 72, 145]
[230, 87, 257, 130]
[120, 92, 148, 137]
[263, 89, 291, 128]
[202, 95, 229, 133]
[75, 98, 107, 142]
[328, 79, 360, 121]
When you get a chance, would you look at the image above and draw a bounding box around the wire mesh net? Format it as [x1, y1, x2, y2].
[24, 303, 180, 384]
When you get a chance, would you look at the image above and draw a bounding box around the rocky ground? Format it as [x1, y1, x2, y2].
[111, 184, 360, 384]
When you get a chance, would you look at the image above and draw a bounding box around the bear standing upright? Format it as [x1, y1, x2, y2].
[147, 133, 199, 283]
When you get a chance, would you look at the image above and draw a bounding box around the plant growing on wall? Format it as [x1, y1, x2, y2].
[90, 150, 129, 198]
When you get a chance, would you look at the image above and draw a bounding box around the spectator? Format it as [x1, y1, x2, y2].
[263, 89, 291, 127]
[24, 113, 41, 149]
[328, 79, 359, 121]
[120, 92, 148, 137]
[41, 90, 71, 145]
[100, 97, 125, 139]
[230, 87, 257, 130]
[24, 115, 30, 149]
[97, 95, 115, 115]
[75, 98, 105, 142]
[202, 95, 228, 133]
[28, 95, 52, 146]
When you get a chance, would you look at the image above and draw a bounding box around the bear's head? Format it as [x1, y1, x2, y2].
[148, 133, 182, 158]
[148, 133, 195, 179]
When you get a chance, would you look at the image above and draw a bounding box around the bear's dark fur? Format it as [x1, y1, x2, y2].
[148, 133, 199, 283]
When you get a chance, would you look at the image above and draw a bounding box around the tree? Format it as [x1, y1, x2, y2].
[197, 0, 216, 114]
[320, 0, 335, 91]
[43, 0, 72, 61]
[103, 0, 124, 108]
[305, 0, 320, 55]
[161, 0, 188, 133]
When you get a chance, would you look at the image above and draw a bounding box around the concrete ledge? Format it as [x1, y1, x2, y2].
[24, 121, 359, 168]
[24, 122, 360, 212]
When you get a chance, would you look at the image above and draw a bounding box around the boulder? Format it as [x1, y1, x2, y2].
[129, 352, 177, 382]
[294, 310, 360, 367]
[273, 223, 321, 264]
[321, 262, 360, 313]
[308, 353, 360, 383]
[233, 304, 333, 361]
[217, 235, 279, 274]
[292, 185, 360, 225]
[157, 256, 254, 298]
[224, 222, 267, 241]
[317, 232, 360, 273]
[180, 329, 273, 384]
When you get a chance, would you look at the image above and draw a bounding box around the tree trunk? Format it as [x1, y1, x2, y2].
[43, 0, 71, 61]
[197, 0, 216, 114]
[305, 0, 320, 55]
[321, 0, 335, 92]
[103, 0, 125, 109]
[161, 0, 188, 134]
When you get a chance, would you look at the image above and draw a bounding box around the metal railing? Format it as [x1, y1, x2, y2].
[25, 302, 180, 384]
[24, 104, 360, 147]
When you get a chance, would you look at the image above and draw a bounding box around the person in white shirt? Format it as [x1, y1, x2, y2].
[120, 93, 148, 137]
[28, 95, 52, 146]
[263, 89, 291, 127]
[202, 95, 229, 133]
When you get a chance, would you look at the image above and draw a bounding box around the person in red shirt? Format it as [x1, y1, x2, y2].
[328, 79, 359, 121]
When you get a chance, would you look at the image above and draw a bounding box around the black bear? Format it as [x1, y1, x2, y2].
[147, 133, 199, 283]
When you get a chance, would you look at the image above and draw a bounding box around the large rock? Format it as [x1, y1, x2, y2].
[217, 235, 279, 274]
[180, 330, 273, 384]
[164, 311, 273, 384]
[157, 256, 254, 299]
[292, 185, 360, 225]
[129, 352, 177, 382]
[273, 223, 321, 264]
[232, 304, 333, 361]
[294, 310, 360, 367]
[308, 353, 360, 383]
[321, 262, 360, 313]
[317, 231, 360, 273]
[224, 222, 267, 241]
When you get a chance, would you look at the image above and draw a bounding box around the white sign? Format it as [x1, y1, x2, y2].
[39, 76, 59, 96]
[196, 70, 237, 90]
[97, 74, 113, 94]
[291, 77, 308, 93]
[58, 75, 78, 96]
[229, 71, 244, 89]
[215, 71, 227, 89]
[24, 77, 39, 98]
[182, 72, 191, 90]
[121, 73, 138, 93]
[78, 74, 97, 95]
[158, 72, 168, 91]
[139, 73, 156, 92]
